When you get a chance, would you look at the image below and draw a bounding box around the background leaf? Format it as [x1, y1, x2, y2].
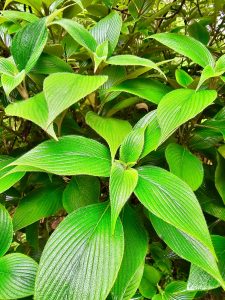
[62, 176, 100, 213]
[165, 143, 203, 191]
[35, 202, 124, 300]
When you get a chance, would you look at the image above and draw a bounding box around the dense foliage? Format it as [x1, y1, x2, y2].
[0, 0, 225, 299]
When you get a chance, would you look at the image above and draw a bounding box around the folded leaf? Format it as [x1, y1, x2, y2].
[0, 203, 13, 257]
[1, 10, 39, 23]
[149, 213, 224, 289]
[86, 111, 132, 158]
[52, 19, 97, 52]
[13, 186, 63, 231]
[109, 162, 138, 231]
[151, 33, 214, 67]
[11, 18, 48, 72]
[0, 57, 17, 75]
[135, 166, 215, 254]
[9, 135, 111, 177]
[157, 89, 217, 143]
[44, 73, 108, 126]
[111, 205, 148, 300]
[215, 54, 225, 74]
[133, 110, 161, 158]
[175, 69, 193, 87]
[188, 235, 225, 290]
[165, 143, 203, 191]
[2, 70, 25, 96]
[35, 202, 124, 300]
[90, 11, 122, 56]
[62, 176, 100, 213]
[0, 253, 38, 299]
[106, 55, 164, 77]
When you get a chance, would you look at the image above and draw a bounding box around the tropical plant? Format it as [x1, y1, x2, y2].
[0, 0, 225, 299]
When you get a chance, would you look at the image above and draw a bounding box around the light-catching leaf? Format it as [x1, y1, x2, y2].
[0, 203, 13, 257]
[196, 65, 215, 90]
[109, 162, 138, 231]
[106, 55, 164, 77]
[175, 69, 193, 87]
[86, 111, 132, 158]
[9, 135, 111, 177]
[0, 253, 38, 299]
[110, 78, 171, 104]
[157, 89, 217, 143]
[133, 110, 161, 158]
[215, 54, 225, 74]
[90, 11, 122, 56]
[52, 18, 97, 52]
[151, 33, 215, 67]
[111, 206, 148, 300]
[11, 18, 48, 72]
[139, 265, 161, 299]
[62, 176, 100, 213]
[1, 70, 25, 96]
[188, 235, 225, 291]
[35, 202, 124, 300]
[0, 157, 25, 194]
[43, 73, 108, 126]
[165, 143, 203, 191]
[135, 166, 215, 254]
[149, 213, 224, 289]
[5, 92, 57, 139]
[13, 186, 63, 231]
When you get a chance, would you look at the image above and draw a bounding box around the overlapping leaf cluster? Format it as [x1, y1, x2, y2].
[0, 0, 225, 299]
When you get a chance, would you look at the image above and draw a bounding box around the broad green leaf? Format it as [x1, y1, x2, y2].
[133, 110, 161, 158]
[135, 166, 215, 254]
[90, 11, 122, 56]
[196, 65, 215, 90]
[86, 111, 132, 158]
[188, 21, 210, 45]
[120, 127, 145, 164]
[215, 152, 225, 204]
[111, 78, 171, 104]
[165, 143, 203, 191]
[175, 69, 193, 87]
[188, 235, 225, 290]
[0, 253, 38, 299]
[106, 55, 164, 77]
[0, 203, 13, 257]
[149, 213, 224, 289]
[1, 10, 39, 23]
[13, 186, 63, 231]
[157, 89, 217, 143]
[215, 54, 225, 74]
[158, 281, 196, 300]
[44, 73, 108, 126]
[35, 202, 124, 300]
[52, 19, 97, 52]
[62, 176, 100, 213]
[31, 53, 73, 74]
[5, 92, 57, 139]
[11, 18, 48, 73]
[151, 33, 214, 67]
[139, 265, 161, 299]
[0, 57, 17, 75]
[9, 135, 111, 177]
[109, 162, 138, 231]
[111, 206, 148, 300]
[2, 70, 25, 96]
[0, 157, 25, 194]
